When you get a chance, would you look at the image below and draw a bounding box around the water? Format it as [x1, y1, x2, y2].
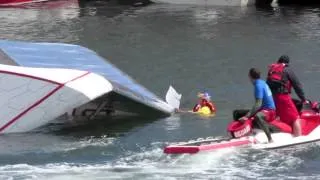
[1, 1, 320, 179]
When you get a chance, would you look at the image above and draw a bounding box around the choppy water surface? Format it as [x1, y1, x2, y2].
[1, 1, 320, 179]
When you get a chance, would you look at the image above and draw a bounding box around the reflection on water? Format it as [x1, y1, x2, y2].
[164, 114, 181, 131]
[0, 0, 80, 21]
[0, 0, 140, 43]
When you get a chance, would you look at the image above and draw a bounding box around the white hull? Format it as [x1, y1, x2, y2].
[151, 0, 256, 6]
[253, 126, 320, 149]
[164, 126, 320, 154]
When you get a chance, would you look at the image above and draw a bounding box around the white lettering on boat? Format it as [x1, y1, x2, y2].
[234, 124, 251, 138]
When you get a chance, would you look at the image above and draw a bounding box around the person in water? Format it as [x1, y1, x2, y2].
[266, 55, 307, 136]
[238, 68, 277, 143]
[192, 92, 216, 115]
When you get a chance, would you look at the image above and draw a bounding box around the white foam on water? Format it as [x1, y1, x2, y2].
[47, 136, 116, 154]
[0, 133, 116, 165]
[193, 9, 219, 23]
[1, 143, 320, 179]
[109, 143, 316, 179]
[54, 135, 116, 152]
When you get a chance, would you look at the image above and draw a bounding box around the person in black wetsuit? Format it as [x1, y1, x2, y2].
[266, 55, 307, 136]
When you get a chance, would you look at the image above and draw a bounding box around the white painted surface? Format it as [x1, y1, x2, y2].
[252, 127, 320, 149]
[0, 74, 59, 133]
[0, 64, 89, 84]
[165, 85, 182, 110]
[65, 73, 113, 100]
[4, 85, 89, 133]
[0, 65, 114, 133]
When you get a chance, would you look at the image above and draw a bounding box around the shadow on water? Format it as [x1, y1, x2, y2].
[278, 0, 320, 6]
[0, 115, 162, 165]
[77, 0, 130, 17]
[78, 0, 151, 13]
[44, 114, 163, 138]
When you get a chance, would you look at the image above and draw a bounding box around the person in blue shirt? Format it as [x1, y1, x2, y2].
[238, 68, 277, 142]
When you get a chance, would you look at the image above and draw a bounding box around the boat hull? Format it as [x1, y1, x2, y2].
[164, 106, 320, 154]
[164, 128, 320, 154]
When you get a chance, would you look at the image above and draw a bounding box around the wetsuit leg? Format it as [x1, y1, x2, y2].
[233, 109, 250, 120]
[268, 125, 281, 133]
[254, 112, 273, 142]
[292, 98, 302, 112]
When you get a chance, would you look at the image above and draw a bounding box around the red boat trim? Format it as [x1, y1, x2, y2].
[164, 146, 200, 154]
[199, 139, 252, 151]
[0, 0, 48, 6]
[164, 138, 254, 154]
[0, 71, 90, 133]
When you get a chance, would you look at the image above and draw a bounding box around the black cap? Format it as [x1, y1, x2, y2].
[278, 55, 290, 64]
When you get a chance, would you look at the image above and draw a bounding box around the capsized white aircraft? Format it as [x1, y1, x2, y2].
[0, 40, 182, 134]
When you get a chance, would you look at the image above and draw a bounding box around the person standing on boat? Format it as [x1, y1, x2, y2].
[266, 55, 306, 137]
[238, 68, 276, 143]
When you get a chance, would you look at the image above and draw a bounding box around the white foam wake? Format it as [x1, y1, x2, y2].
[0, 143, 318, 180]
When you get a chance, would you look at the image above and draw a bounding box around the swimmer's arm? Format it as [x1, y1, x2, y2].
[174, 108, 195, 113]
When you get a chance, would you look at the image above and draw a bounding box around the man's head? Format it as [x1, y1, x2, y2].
[197, 92, 211, 102]
[248, 68, 261, 83]
[277, 55, 290, 64]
